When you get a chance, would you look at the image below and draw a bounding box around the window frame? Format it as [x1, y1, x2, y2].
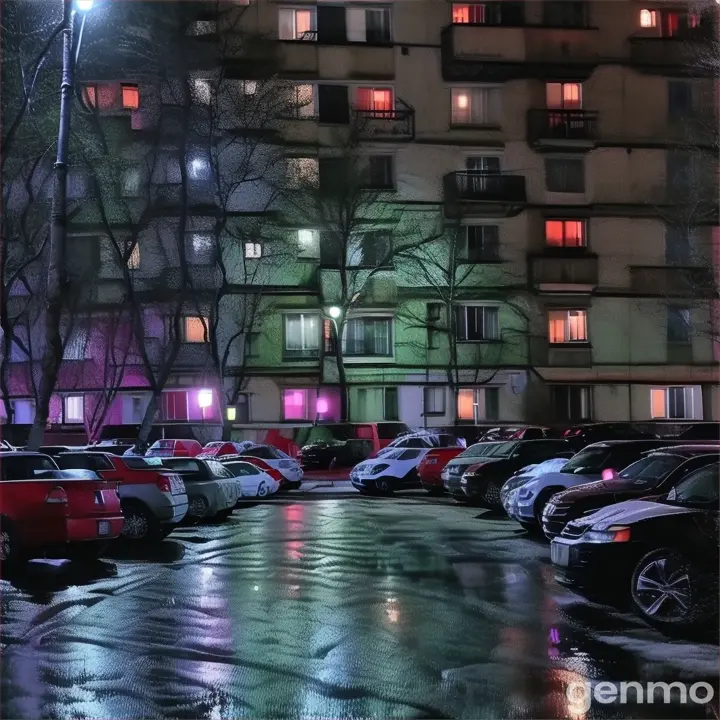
[362, 154, 395, 190]
[456, 304, 500, 342]
[545, 157, 585, 193]
[297, 229, 321, 260]
[282, 388, 312, 421]
[667, 305, 692, 343]
[278, 7, 317, 41]
[342, 315, 394, 358]
[544, 219, 587, 248]
[458, 224, 501, 262]
[63, 395, 84, 424]
[650, 386, 695, 420]
[457, 386, 500, 422]
[283, 312, 321, 360]
[183, 316, 209, 343]
[551, 385, 592, 422]
[347, 231, 393, 268]
[383, 387, 399, 421]
[244, 242, 263, 259]
[423, 386, 446, 416]
[451, 86, 501, 127]
[121, 84, 140, 110]
[548, 309, 589, 344]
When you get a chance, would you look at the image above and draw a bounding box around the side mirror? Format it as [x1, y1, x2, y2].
[602, 468, 618, 481]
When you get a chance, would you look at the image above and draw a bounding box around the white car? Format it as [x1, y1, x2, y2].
[376, 432, 465, 458]
[240, 445, 303, 489]
[223, 459, 280, 498]
[350, 448, 430, 494]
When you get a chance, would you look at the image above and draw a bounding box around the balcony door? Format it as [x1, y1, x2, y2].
[466, 156, 500, 195]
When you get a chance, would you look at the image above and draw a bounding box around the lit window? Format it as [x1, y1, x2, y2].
[356, 87, 393, 114]
[451, 87, 501, 125]
[278, 8, 316, 40]
[548, 310, 588, 343]
[640, 9, 656, 27]
[127, 243, 140, 269]
[545, 220, 586, 247]
[297, 229, 320, 259]
[64, 395, 84, 423]
[121, 84, 139, 109]
[283, 389, 311, 420]
[285, 313, 320, 358]
[184, 316, 208, 343]
[245, 242, 262, 259]
[188, 156, 210, 180]
[82, 85, 97, 108]
[457, 387, 499, 421]
[194, 78, 212, 105]
[452, 3, 490, 24]
[546, 82, 582, 109]
[650, 387, 695, 419]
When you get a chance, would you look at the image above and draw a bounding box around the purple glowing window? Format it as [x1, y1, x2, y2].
[283, 389, 309, 421]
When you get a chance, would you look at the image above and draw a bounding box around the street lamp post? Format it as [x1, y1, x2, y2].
[326, 306, 348, 421]
[28, 0, 94, 449]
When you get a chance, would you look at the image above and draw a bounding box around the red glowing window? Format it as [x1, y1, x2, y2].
[545, 220, 586, 247]
[546, 82, 582, 109]
[356, 87, 393, 113]
[452, 3, 487, 24]
[121, 84, 139, 110]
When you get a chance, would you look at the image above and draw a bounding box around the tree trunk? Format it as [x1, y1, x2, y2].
[136, 392, 160, 450]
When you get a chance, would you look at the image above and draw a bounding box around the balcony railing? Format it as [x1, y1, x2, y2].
[527, 109, 598, 146]
[444, 171, 527, 204]
[353, 99, 415, 141]
[530, 254, 598, 288]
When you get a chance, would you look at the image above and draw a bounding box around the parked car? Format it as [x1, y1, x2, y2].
[441, 442, 501, 495]
[500, 457, 574, 511]
[160, 458, 240, 520]
[350, 448, 430, 494]
[373, 432, 465, 459]
[222, 454, 289, 487]
[239, 445, 303, 489]
[418, 447, 465, 494]
[458, 440, 574, 507]
[542, 445, 720, 540]
[677, 423, 720, 441]
[550, 461, 719, 629]
[0, 452, 124, 563]
[298, 440, 363, 470]
[561, 423, 657, 444]
[222, 459, 280, 498]
[146, 439, 203, 458]
[55, 452, 188, 541]
[38, 445, 80, 457]
[479, 427, 550, 442]
[87, 440, 136, 455]
[198, 441, 254, 459]
[502, 440, 675, 530]
[0, 440, 15, 451]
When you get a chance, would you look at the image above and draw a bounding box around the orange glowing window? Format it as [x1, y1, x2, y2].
[121, 84, 139, 110]
[356, 87, 393, 113]
[457, 389, 475, 420]
[650, 388, 666, 418]
[546, 82, 582, 109]
[640, 9, 656, 27]
[452, 3, 487, 24]
[545, 220, 586, 247]
[82, 85, 97, 108]
[549, 310, 587, 343]
[453, 4, 470, 23]
[184, 316, 208, 343]
[296, 9, 312, 36]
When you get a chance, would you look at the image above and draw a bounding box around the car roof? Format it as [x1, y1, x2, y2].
[646, 444, 720, 454]
[582, 440, 666, 448]
[0, 451, 53, 457]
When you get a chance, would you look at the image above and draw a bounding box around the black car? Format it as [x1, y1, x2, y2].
[457, 439, 573, 507]
[551, 461, 719, 629]
[677, 423, 720, 441]
[562, 423, 657, 444]
[542, 445, 720, 539]
[478, 426, 550, 442]
[298, 440, 366, 471]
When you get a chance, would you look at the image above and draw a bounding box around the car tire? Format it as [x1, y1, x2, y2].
[187, 496, 210, 521]
[376, 477, 394, 495]
[533, 489, 560, 527]
[0, 517, 20, 567]
[120, 502, 159, 541]
[631, 548, 716, 628]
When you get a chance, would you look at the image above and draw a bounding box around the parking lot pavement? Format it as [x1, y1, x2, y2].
[1, 498, 717, 719]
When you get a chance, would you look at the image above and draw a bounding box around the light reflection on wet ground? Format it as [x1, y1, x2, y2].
[1, 498, 717, 719]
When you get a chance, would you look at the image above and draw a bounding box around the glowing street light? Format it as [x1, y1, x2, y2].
[75, 0, 94, 11]
[328, 306, 342, 319]
[198, 389, 213, 408]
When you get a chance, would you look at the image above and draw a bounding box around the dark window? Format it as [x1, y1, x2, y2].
[667, 151, 693, 195]
[543, 1, 589, 27]
[423, 386, 446, 415]
[673, 462, 719, 504]
[246, 333, 260, 358]
[668, 387, 690, 418]
[319, 157, 348, 192]
[665, 226, 692, 265]
[667, 306, 691, 343]
[384, 387, 399, 420]
[668, 81, 692, 120]
[366, 7, 392, 43]
[545, 158, 585, 193]
[462, 225, 500, 262]
[427, 303, 443, 349]
[348, 232, 392, 267]
[320, 231, 343, 267]
[551, 385, 592, 422]
[317, 5, 347, 43]
[236, 394, 250, 423]
[456, 306, 500, 341]
[363, 156, 394, 190]
[343, 317, 393, 356]
[2, 455, 57, 481]
[318, 84, 350, 124]
[67, 236, 100, 279]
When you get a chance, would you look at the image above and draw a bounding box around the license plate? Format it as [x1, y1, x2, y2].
[97, 520, 111, 536]
[551, 542, 570, 567]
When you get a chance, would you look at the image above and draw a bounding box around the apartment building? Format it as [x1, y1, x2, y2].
[3, 0, 718, 442]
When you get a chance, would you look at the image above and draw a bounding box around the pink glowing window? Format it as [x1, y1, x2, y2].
[283, 389, 309, 420]
[545, 220, 586, 247]
[356, 88, 393, 114]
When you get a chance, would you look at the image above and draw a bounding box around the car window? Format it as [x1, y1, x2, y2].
[243, 447, 274, 460]
[225, 462, 260, 476]
[378, 423, 409, 439]
[208, 460, 232, 478]
[397, 449, 422, 461]
[162, 459, 200, 472]
[123, 457, 155, 470]
[617, 454, 687, 487]
[486, 441, 517, 457]
[670, 463, 719, 505]
[459, 443, 498, 458]
[2, 455, 58, 480]
[57, 454, 114, 471]
[204, 442, 223, 449]
[151, 440, 174, 449]
[560, 447, 611, 474]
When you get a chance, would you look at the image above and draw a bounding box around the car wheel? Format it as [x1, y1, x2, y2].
[257, 481, 268, 497]
[631, 549, 714, 628]
[533, 489, 558, 526]
[481, 480, 502, 509]
[121, 503, 158, 541]
[376, 477, 394, 495]
[0, 518, 19, 566]
[187, 496, 210, 521]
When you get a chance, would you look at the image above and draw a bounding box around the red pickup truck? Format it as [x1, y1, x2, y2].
[0, 452, 124, 564]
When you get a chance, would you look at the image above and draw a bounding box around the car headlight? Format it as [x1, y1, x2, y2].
[517, 487, 534, 500]
[368, 463, 389, 475]
[583, 526, 632, 543]
[460, 477, 467, 485]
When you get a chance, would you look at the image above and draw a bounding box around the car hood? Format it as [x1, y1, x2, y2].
[571, 499, 697, 529]
[526, 471, 598, 491]
[553, 479, 647, 502]
[463, 457, 509, 474]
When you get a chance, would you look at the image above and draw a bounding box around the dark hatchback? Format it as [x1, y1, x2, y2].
[562, 423, 657, 444]
[551, 461, 720, 629]
[458, 439, 574, 507]
[542, 445, 720, 540]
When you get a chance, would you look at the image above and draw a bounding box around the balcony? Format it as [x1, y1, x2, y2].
[279, 41, 394, 80]
[630, 32, 713, 74]
[527, 109, 598, 149]
[443, 171, 526, 218]
[529, 254, 598, 292]
[352, 99, 415, 141]
[441, 25, 599, 81]
[629, 266, 717, 297]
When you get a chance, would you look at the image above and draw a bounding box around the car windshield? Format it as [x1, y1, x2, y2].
[560, 447, 611, 475]
[486, 441, 518, 457]
[458, 443, 499, 458]
[162, 459, 200, 473]
[519, 457, 569, 478]
[3, 455, 57, 480]
[123, 457, 157, 470]
[668, 463, 719, 505]
[225, 462, 259, 476]
[617, 454, 688, 487]
[243, 446, 278, 460]
[56, 454, 114, 471]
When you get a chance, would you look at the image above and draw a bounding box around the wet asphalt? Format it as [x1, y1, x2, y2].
[1, 495, 718, 720]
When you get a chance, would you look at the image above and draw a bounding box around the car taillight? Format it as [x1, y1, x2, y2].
[156, 474, 172, 492]
[45, 486, 68, 504]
